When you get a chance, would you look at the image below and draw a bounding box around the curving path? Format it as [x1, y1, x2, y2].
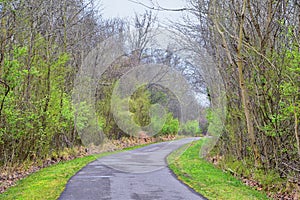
[59, 138, 206, 200]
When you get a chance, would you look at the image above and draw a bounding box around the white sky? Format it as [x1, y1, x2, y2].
[99, 0, 186, 22]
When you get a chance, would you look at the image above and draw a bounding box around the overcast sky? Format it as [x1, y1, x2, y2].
[100, 0, 186, 22]
[98, 0, 209, 106]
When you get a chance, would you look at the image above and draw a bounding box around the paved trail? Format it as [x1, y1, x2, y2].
[59, 138, 206, 200]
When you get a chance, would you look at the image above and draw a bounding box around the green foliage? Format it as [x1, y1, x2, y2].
[129, 86, 152, 127]
[96, 85, 115, 137]
[180, 120, 201, 136]
[260, 46, 300, 138]
[160, 113, 179, 135]
[206, 108, 224, 137]
[219, 156, 287, 193]
[0, 42, 77, 164]
[3, 46, 27, 88]
[74, 101, 95, 131]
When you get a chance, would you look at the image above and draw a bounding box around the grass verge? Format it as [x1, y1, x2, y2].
[167, 139, 271, 200]
[0, 144, 149, 200]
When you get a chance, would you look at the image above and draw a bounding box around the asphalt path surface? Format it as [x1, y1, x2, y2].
[59, 138, 206, 200]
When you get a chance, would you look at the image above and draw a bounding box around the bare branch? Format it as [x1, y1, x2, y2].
[128, 0, 191, 12]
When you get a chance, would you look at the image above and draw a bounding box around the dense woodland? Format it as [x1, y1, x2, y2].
[0, 0, 299, 198]
[0, 0, 109, 164]
[182, 0, 300, 176]
[0, 0, 201, 165]
[178, 0, 299, 195]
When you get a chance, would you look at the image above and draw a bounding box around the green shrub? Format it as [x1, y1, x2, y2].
[160, 113, 179, 135]
[180, 120, 201, 136]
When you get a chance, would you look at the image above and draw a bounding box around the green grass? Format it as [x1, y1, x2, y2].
[0, 144, 149, 200]
[1, 140, 271, 200]
[167, 139, 271, 200]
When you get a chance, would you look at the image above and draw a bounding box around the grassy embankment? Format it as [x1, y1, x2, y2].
[167, 139, 270, 200]
[1, 139, 271, 200]
[0, 145, 147, 200]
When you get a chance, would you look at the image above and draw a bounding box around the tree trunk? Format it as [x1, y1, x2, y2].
[236, 0, 261, 166]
